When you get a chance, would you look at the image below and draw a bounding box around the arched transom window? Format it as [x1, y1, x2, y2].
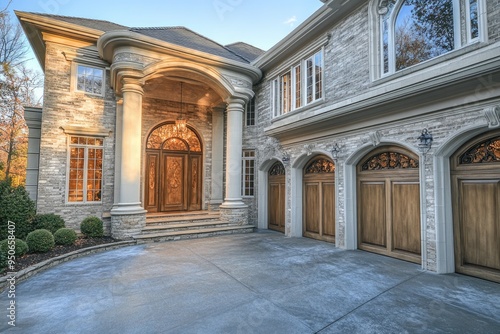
[377, 0, 482, 75]
[147, 123, 201, 152]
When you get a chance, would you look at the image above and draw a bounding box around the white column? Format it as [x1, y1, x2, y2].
[210, 108, 224, 207]
[221, 98, 246, 208]
[111, 78, 146, 215]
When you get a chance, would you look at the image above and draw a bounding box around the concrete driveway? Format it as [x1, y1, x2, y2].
[1, 230, 499, 333]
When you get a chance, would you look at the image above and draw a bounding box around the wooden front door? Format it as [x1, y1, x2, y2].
[357, 147, 421, 263]
[451, 133, 500, 283]
[268, 162, 286, 233]
[144, 124, 203, 213]
[303, 156, 335, 243]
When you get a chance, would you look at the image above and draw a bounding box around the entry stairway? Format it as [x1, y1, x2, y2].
[133, 211, 255, 243]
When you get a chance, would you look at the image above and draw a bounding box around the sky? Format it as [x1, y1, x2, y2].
[5, 0, 324, 72]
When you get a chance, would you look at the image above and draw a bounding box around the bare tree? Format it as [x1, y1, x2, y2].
[0, 10, 28, 67]
[0, 8, 43, 184]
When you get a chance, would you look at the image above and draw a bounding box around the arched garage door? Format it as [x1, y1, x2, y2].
[268, 161, 286, 233]
[303, 155, 335, 243]
[451, 132, 500, 283]
[357, 147, 421, 263]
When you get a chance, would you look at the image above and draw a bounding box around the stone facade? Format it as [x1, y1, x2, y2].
[19, 0, 500, 280]
[36, 42, 117, 234]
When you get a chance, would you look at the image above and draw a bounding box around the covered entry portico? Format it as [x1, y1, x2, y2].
[97, 29, 262, 239]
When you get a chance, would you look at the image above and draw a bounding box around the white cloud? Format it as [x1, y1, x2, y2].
[283, 16, 297, 27]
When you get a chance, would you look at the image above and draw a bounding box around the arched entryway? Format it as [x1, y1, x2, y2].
[268, 161, 286, 233]
[451, 132, 500, 283]
[357, 146, 421, 263]
[144, 123, 203, 213]
[303, 155, 335, 243]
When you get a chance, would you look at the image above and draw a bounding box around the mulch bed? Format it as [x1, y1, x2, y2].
[6, 237, 119, 273]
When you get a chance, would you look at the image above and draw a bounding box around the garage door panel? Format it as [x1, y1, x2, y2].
[322, 182, 335, 237]
[359, 182, 386, 247]
[392, 182, 421, 255]
[305, 183, 320, 234]
[269, 183, 281, 230]
[459, 181, 500, 271]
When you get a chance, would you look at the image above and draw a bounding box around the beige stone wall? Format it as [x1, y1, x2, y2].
[36, 42, 117, 233]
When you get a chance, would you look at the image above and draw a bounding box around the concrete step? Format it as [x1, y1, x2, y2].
[133, 225, 255, 243]
[146, 212, 220, 225]
[142, 221, 234, 234]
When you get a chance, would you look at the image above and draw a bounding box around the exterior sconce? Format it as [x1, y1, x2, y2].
[282, 151, 290, 164]
[418, 129, 433, 154]
[331, 143, 341, 159]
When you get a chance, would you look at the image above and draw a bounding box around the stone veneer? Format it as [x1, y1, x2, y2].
[219, 207, 249, 226]
[111, 213, 146, 240]
[36, 42, 116, 234]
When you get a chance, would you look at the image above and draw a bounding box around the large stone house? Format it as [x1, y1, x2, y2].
[17, 0, 500, 283]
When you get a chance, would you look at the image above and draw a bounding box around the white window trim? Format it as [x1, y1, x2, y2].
[62, 127, 109, 205]
[271, 48, 325, 118]
[373, 0, 485, 80]
[72, 63, 106, 97]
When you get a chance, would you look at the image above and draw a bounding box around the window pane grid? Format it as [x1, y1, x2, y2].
[68, 136, 103, 203]
[77, 65, 104, 95]
[242, 150, 255, 197]
[246, 97, 256, 126]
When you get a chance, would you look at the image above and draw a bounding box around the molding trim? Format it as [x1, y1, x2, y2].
[60, 126, 112, 137]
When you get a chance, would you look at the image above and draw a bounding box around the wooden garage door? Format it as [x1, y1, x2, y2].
[268, 162, 286, 233]
[451, 133, 500, 283]
[357, 148, 421, 264]
[303, 156, 335, 243]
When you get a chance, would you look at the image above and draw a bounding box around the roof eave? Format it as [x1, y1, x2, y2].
[253, 0, 366, 70]
[15, 11, 109, 72]
[98, 30, 262, 83]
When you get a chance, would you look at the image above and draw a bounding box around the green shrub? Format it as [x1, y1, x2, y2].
[0, 180, 36, 240]
[0, 238, 29, 257]
[54, 228, 78, 246]
[32, 213, 65, 234]
[80, 216, 104, 238]
[26, 229, 55, 253]
[0, 251, 6, 270]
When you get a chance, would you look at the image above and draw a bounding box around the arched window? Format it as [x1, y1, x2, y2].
[377, 0, 482, 76]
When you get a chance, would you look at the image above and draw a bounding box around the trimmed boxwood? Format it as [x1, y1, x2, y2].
[0, 180, 36, 240]
[54, 228, 78, 246]
[26, 229, 55, 253]
[32, 213, 65, 234]
[0, 238, 29, 257]
[80, 216, 104, 238]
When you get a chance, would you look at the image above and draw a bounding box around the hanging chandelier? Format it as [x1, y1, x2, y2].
[175, 82, 187, 133]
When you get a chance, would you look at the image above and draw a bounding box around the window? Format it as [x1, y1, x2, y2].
[378, 0, 483, 76]
[76, 65, 104, 95]
[242, 150, 255, 197]
[68, 136, 103, 203]
[271, 49, 324, 117]
[246, 96, 256, 126]
[467, 0, 479, 42]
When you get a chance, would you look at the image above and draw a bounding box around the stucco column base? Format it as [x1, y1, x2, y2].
[220, 206, 249, 226]
[110, 206, 146, 239]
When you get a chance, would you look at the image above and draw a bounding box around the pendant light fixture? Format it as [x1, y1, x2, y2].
[175, 81, 187, 133]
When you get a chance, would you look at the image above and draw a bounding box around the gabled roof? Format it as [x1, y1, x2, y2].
[16, 11, 262, 65]
[130, 27, 251, 63]
[224, 42, 265, 63]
